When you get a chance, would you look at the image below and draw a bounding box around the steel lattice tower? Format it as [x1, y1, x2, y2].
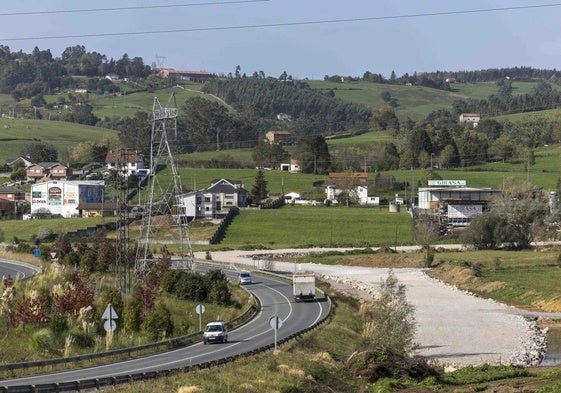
[135, 93, 193, 277]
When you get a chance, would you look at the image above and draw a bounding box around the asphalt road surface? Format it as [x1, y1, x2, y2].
[198, 248, 561, 368]
[0, 269, 330, 389]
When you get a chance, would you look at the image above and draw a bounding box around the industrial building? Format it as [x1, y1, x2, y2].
[417, 180, 502, 228]
[30, 180, 106, 218]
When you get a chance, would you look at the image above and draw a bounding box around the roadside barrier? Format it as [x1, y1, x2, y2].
[0, 274, 331, 393]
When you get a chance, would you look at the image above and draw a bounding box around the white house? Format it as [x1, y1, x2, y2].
[105, 149, 146, 177]
[459, 113, 480, 127]
[324, 172, 378, 205]
[30, 180, 106, 218]
[325, 184, 370, 205]
[280, 159, 301, 173]
[179, 178, 248, 220]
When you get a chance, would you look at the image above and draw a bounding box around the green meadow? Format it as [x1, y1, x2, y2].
[0, 117, 119, 162]
[216, 205, 414, 249]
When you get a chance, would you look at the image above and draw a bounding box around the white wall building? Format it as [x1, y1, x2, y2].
[417, 186, 501, 226]
[30, 180, 105, 218]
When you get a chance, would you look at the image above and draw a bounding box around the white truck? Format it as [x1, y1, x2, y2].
[293, 273, 316, 302]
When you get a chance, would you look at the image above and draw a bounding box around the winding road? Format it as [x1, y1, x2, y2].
[0, 267, 330, 389]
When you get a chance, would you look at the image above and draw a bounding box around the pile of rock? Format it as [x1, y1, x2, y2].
[509, 322, 548, 367]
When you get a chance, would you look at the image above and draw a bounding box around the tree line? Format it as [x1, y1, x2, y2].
[0, 44, 151, 101]
[326, 66, 561, 91]
[202, 77, 372, 135]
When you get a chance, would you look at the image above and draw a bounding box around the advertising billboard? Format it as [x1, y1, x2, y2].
[48, 186, 62, 205]
[79, 185, 104, 203]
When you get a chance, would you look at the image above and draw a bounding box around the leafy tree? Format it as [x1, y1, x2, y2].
[251, 141, 289, 169]
[361, 270, 416, 353]
[295, 135, 331, 174]
[463, 181, 548, 249]
[181, 97, 233, 152]
[488, 135, 516, 163]
[21, 142, 58, 163]
[10, 167, 26, 181]
[143, 303, 174, 341]
[123, 297, 142, 333]
[117, 111, 152, 153]
[439, 144, 461, 168]
[250, 170, 269, 203]
[460, 212, 507, 249]
[376, 142, 399, 171]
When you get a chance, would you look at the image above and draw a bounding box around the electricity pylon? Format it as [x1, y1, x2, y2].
[135, 93, 192, 278]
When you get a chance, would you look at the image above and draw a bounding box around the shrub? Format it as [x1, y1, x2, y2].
[143, 303, 174, 341]
[37, 227, 55, 242]
[29, 329, 57, 354]
[123, 298, 142, 333]
[361, 270, 416, 353]
[69, 329, 95, 348]
[49, 313, 69, 336]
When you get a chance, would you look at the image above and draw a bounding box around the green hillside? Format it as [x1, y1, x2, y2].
[0, 118, 119, 163]
[307, 80, 556, 122]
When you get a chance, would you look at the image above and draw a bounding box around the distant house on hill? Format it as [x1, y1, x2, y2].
[459, 113, 480, 127]
[156, 68, 213, 83]
[27, 162, 71, 182]
[105, 149, 146, 177]
[265, 130, 292, 145]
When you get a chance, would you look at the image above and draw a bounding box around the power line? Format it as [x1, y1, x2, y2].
[0, 0, 269, 17]
[2, 3, 561, 42]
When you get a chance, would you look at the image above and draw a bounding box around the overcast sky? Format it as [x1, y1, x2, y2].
[2, 1, 561, 80]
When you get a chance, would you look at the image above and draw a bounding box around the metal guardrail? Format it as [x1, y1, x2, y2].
[0, 272, 332, 393]
[0, 292, 259, 378]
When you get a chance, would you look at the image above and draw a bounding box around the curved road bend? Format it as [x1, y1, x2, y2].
[199, 248, 561, 367]
[0, 272, 329, 388]
[0, 258, 41, 281]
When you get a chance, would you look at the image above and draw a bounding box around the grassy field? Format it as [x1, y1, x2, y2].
[217, 205, 414, 249]
[307, 80, 550, 122]
[426, 249, 561, 312]
[0, 216, 110, 243]
[86, 83, 228, 119]
[0, 117, 119, 162]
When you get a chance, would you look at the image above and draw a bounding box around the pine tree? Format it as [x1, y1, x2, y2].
[250, 170, 269, 203]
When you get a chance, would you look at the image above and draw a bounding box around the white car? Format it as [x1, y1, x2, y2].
[203, 321, 228, 344]
[239, 271, 252, 285]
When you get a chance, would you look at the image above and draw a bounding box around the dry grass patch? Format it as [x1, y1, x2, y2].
[277, 363, 306, 378]
[532, 296, 561, 313]
[346, 253, 424, 268]
[177, 387, 202, 393]
[426, 263, 476, 287]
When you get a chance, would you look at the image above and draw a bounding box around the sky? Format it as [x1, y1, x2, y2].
[2, 1, 561, 80]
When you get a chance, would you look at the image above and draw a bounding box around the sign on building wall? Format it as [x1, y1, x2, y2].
[79, 185, 103, 203]
[48, 187, 62, 205]
[428, 180, 467, 187]
[64, 191, 77, 205]
[448, 205, 483, 218]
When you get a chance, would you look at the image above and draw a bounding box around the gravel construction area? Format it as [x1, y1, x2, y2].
[195, 248, 555, 368]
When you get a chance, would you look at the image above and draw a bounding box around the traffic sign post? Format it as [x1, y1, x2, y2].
[269, 316, 283, 350]
[102, 303, 118, 332]
[195, 304, 205, 331]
